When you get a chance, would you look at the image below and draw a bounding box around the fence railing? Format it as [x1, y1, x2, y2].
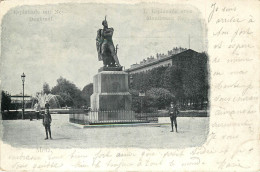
[69, 110, 159, 125]
[69, 109, 208, 125]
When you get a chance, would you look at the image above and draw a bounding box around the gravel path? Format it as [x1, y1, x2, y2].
[1, 114, 209, 149]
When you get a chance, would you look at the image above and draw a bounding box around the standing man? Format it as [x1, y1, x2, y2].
[169, 101, 179, 132]
[43, 107, 52, 140]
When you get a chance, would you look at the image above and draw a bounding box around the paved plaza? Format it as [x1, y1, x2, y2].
[1, 114, 209, 149]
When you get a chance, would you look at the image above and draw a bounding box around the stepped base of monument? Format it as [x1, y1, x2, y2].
[70, 119, 149, 125]
[88, 120, 149, 125]
[87, 110, 136, 123]
[69, 111, 149, 125]
[70, 121, 159, 129]
[98, 66, 123, 72]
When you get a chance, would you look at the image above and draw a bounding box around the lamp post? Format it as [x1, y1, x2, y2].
[21, 72, 26, 120]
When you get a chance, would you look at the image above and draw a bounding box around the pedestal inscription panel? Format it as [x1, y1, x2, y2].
[90, 71, 132, 111]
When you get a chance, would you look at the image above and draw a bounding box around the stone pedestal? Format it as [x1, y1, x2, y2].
[98, 66, 123, 72]
[90, 71, 132, 111]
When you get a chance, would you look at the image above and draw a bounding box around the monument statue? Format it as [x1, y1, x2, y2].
[96, 16, 121, 68]
[90, 16, 134, 122]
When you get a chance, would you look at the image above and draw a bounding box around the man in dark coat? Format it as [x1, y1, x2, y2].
[169, 102, 179, 132]
[43, 108, 52, 140]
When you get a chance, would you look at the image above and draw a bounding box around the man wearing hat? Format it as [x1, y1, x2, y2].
[169, 101, 179, 132]
[43, 107, 52, 140]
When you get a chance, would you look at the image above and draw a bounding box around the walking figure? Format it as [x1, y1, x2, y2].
[169, 101, 179, 132]
[43, 108, 52, 140]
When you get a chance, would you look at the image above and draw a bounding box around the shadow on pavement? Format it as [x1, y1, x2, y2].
[50, 138, 71, 140]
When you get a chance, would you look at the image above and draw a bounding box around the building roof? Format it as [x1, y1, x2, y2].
[125, 49, 198, 72]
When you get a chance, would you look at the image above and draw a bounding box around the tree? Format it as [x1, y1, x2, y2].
[163, 67, 184, 99]
[81, 83, 93, 107]
[131, 66, 168, 92]
[129, 89, 141, 112]
[1, 91, 11, 112]
[43, 82, 51, 94]
[181, 53, 208, 109]
[146, 87, 174, 110]
[59, 93, 74, 107]
[51, 77, 84, 108]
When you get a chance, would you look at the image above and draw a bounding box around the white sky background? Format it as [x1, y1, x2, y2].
[0, 3, 207, 95]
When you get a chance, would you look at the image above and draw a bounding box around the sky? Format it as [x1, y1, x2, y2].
[0, 3, 207, 96]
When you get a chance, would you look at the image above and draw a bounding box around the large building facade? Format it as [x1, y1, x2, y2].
[125, 48, 209, 110]
[125, 48, 207, 74]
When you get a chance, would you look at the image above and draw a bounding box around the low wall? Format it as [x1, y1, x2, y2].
[158, 116, 209, 124]
[1, 111, 42, 120]
[157, 110, 209, 117]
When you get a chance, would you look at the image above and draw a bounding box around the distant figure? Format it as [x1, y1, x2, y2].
[29, 113, 33, 121]
[169, 101, 179, 132]
[43, 108, 52, 140]
[34, 101, 40, 120]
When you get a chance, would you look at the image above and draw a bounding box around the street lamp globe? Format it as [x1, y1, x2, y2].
[21, 72, 26, 82]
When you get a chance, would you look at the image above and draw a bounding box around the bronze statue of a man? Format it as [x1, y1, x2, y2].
[96, 16, 121, 67]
